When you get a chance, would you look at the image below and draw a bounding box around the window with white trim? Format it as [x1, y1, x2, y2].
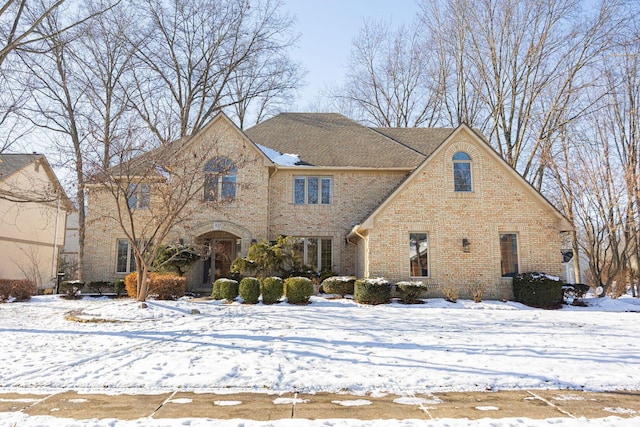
[127, 184, 150, 209]
[294, 176, 332, 205]
[409, 233, 429, 277]
[116, 239, 136, 273]
[204, 156, 237, 202]
[453, 151, 472, 192]
[293, 237, 332, 272]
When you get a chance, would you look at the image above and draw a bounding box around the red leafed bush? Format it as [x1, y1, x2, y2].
[124, 272, 186, 300]
[0, 279, 37, 302]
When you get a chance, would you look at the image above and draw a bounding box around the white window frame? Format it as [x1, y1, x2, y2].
[127, 183, 151, 210]
[293, 176, 332, 205]
[116, 239, 136, 273]
[294, 237, 333, 272]
[453, 152, 473, 192]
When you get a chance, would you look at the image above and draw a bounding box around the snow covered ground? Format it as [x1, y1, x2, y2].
[1, 294, 639, 426]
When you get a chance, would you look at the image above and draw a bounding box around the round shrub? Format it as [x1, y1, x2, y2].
[284, 276, 314, 304]
[214, 278, 239, 302]
[261, 277, 283, 304]
[512, 272, 563, 309]
[321, 276, 356, 297]
[151, 274, 186, 300]
[239, 277, 260, 304]
[124, 272, 185, 300]
[396, 281, 427, 304]
[354, 278, 392, 305]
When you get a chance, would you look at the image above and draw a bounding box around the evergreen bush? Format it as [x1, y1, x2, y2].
[261, 277, 283, 304]
[512, 272, 563, 309]
[321, 276, 356, 297]
[354, 278, 391, 305]
[239, 277, 260, 304]
[284, 276, 313, 304]
[396, 281, 427, 304]
[217, 278, 239, 302]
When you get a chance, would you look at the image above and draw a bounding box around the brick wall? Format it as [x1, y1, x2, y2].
[362, 128, 565, 300]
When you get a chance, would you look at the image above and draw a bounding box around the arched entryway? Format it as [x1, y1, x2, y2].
[198, 231, 240, 284]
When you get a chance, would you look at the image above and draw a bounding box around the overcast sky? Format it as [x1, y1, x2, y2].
[282, 0, 421, 110]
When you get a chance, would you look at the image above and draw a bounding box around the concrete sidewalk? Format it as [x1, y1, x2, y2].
[1, 389, 639, 421]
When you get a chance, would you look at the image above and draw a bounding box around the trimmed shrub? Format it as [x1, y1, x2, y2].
[216, 278, 239, 302]
[354, 278, 392, 305]
[124, 272, 186, 300]
[261, 277, 283, 304]
[321, 276, 356, 297]
[239, 277, 260, 304]
[0, 279, 36, 302]
[513, 272, 563, 309]
[284, 276, 314, 304]
[59, 280, 84, 299]
[87, 281, 111, 295]
[112, 279, 125, 296]
[152, 274, 186, 300]
[396, 281, 427, 304]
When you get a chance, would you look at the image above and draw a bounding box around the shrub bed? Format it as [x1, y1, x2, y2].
[261, 277, 283, 304]
[59, 280, 84, 299]
[512, 272, 563, 309]
[124, 272, 186, 300]
[396, 281, 427, 304]
[284, 276, 313, 304]
[0, 279, 36, 302]
[321, 276, 356, 297]
[239, 277, 260, 304]
[87, 281, 112, 295]
[215, 278, 239, 302]
[354, 278, 391, 305]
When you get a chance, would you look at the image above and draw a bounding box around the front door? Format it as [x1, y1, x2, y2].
[202, 239, 235, 283]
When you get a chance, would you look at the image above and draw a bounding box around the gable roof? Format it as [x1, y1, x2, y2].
[0, 153, 74, 211]
[94, 112, 272, 181]
[355, 123, 572, 233]
[0, 153, 42, 181]
[245, 113, 453, 168]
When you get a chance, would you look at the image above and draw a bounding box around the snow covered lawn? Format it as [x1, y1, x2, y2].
[1, 294, 639, 426]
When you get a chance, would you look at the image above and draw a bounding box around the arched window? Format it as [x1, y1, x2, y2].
[204, 157, 236, 202]
[453, 151, 472, 192]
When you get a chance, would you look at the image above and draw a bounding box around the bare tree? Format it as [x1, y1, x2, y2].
[127, 0, 301, 144]
[87, 121, 251, 303]
[332, 19, 444, 127]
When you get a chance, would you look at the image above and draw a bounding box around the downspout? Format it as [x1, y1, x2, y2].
[347, 225, 368, 278]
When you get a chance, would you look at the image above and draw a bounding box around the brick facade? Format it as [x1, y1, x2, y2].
[83, 115, 570, 299]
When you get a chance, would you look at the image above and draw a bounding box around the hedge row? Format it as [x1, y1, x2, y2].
[212, 276, 314, 304]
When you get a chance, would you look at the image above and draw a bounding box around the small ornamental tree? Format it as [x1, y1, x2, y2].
[231, 236, 302, 279]
[153, 243, 199, 276]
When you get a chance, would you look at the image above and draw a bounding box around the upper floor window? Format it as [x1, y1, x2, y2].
[294, 176, 332, 205]
[204, 156, 237, 202]
[127, 183, 150, 210]
[453, 151, 472, 192]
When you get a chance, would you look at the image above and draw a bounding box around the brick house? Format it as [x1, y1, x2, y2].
[84, 112, 572, 299]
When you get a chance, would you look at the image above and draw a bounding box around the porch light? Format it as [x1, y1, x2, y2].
[462, 238, 471, 252]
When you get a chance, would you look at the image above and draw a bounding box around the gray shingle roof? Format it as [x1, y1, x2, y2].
[245, 113, 451, 168]
[0, 153, 42, 181]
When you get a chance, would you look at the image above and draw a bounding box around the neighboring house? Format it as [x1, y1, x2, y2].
[0, 154, 73, 291]
[83, 113, 572, 299]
